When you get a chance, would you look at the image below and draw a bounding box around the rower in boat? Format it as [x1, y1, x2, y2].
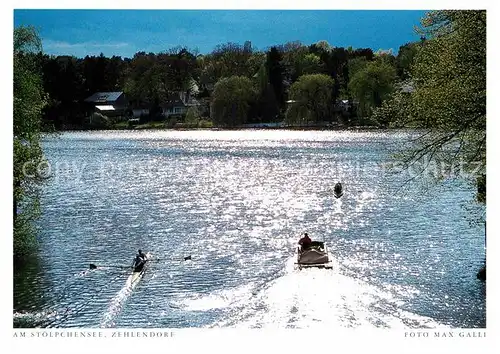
[132, 249, 147, 272]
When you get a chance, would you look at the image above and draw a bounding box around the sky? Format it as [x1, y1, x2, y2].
[13, 9, 428, 58]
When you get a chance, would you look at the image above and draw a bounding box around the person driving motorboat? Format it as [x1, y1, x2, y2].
[298, 233, 312, 251]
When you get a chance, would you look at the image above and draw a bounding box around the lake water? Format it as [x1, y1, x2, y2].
[13, 130, 486, 329]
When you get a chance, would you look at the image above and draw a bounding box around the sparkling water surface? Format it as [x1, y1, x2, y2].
[13, 130, 486, 328]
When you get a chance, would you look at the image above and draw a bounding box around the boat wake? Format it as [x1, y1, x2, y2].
[100, 256, 150, 328]
[13, 310, 62, 328]
[176, 257, 450, 329]
[100, 276, 138, 327]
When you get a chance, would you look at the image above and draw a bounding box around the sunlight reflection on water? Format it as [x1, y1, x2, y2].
[14, 130, 485, 328]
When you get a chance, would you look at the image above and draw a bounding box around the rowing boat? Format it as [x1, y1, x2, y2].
[127, 252, 151, 288]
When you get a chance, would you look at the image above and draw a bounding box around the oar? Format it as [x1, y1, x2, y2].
[147, 255, 192, 263]
[89, 254, 192, 269]
[89, 263, 133, 270]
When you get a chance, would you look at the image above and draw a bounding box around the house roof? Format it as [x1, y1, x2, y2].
[85, 92, 124, 103]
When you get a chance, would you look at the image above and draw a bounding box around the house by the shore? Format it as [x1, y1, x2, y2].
[84, 91, 129, 118]
[160, 91, 206, 118]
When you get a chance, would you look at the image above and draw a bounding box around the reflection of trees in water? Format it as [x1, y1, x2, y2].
[14, 257, 50, 313]
[13, 256, 57, 328]
[13, 260, 127, 328]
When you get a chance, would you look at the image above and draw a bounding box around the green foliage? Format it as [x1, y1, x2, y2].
[198, 119, 213, 128]
[411, 11, 485, 133]
[286, 74, 335, 125]
[113, 121, 130, 130]
[247, 52, 267, 78]
[375, 10, 486, 180]
[135, 121, 167, 130]
[185, 106, 201, 126]
[396, 42, 421, 79]
[301, 53, 323, 75]
[314, 40, 333, 53]
[266, 47, 285, 111]
[371, 85, 412, 128]
[211, 76, 256, 127]
[37, 37, 424, 130]
[254, 84, 279, 123]
[87, 112, 112, 129]
[280, 42, 308, 81]
[200, 42, 255, 88]
[348, 61, 397, 119]
[254, 63, 268, 92]
[347, 57, 368, 79]
[14, 26, 47, 260]
[124, 49, 198, 106]
[374, 49, 397, 67]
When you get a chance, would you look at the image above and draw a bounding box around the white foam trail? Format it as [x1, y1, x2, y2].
[174, 283, 256, 312]
[13, 309, 69, 327]
[207, 257, 450, 329]
[100, 267, 146, 328]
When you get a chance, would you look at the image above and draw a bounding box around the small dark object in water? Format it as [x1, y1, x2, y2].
[89, 264, 97, 270]
[334, 182, 343, 198]
[184, 255, 192, 261]
[477, 266, 486, 281]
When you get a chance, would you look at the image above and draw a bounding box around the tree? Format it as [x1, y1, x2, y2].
[266, 47, 285, 112]
[185, 106, 201, 126]
[374, 49, 397, 67]
[380, 10, 486, 177]
[247, 51, 266, 78]
[211, 76, 256, 127]
[347, 57, 368, 79]
[313, 40, 333, 53]
[372, 10, 486, 279]
[210, 42, 254, 78]
[348, 61, 397, 121]
[300, 53, 323, 75]
[396, 42, 420, 79]
[254, 83, 279, 123]
[350, 48, 374, 61]
[327, 47, 350, 99]
[281, 41, 309, 82]
[286, 74, 335, 125]
[14, 26, 48, 260]
[371, 85, 413, 128]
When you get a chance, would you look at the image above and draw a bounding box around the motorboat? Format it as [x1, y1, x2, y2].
[296, 241, 333, 269]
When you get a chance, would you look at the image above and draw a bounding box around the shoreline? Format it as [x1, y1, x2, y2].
[48, 125, 388, 133]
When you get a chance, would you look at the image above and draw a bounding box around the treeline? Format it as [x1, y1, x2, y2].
[33, 39, 420, 129]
